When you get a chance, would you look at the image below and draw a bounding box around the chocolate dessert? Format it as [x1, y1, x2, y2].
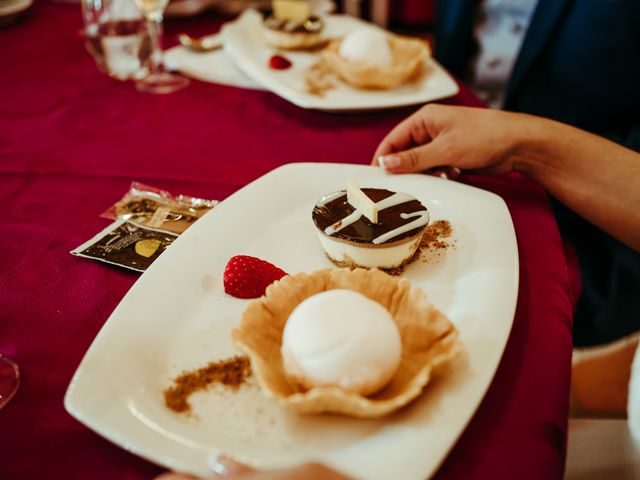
[312, 187, 430, 271]
[261, 4, 325, 50]
[263, 14, 323, 35]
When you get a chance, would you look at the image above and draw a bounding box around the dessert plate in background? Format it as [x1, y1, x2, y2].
[65, 163, 518, 480]
[221, 10, 460, 111]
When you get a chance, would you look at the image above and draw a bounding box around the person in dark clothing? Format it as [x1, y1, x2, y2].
[432, 0, 640, 346]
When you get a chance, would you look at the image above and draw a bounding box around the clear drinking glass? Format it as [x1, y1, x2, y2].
[82, 0, 152, 81]
[134, 0, 190, 93]
[0, 354, 20, 410]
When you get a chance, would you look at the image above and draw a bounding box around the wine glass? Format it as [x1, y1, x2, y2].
[82, 0, 151, 81]
[0, 354, 20, 410]
[134, 0, 189, 94]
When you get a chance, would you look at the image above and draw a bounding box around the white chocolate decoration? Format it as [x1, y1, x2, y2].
[346, 180, 378, 224]
[316, 190, 345, 207]
[273, 0, 311, 21]
[281, 289, 402, 396]
[321, 191, 429, 244]
[372, 211, 429, 244]
[324, 209, 362, 236]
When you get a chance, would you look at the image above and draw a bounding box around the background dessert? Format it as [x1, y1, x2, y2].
[262, 0, 326, 50]
[322, 28, 430, 89]
[312, 186, 429, 271]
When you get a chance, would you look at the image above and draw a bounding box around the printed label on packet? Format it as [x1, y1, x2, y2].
[70, 219, 178, 272]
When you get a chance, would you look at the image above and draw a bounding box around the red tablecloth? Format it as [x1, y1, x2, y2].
[0, 3, 574, 479]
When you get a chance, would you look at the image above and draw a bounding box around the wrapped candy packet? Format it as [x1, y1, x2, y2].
[71, 219, 178, 272]
[101, 182, 218, 234]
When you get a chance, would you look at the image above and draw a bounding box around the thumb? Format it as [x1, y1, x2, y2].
[377, 142, 444, 173]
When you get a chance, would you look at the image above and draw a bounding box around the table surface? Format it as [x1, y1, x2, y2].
[0, 2, 574, 479]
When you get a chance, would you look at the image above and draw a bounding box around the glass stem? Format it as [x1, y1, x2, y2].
[146, 14, 164, 75]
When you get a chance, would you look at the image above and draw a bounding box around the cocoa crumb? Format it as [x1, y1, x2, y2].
[164, 355, 251, 413]
[421, 220, 452, 250]
[384, 248, 421, 276]
[305, 60, 335, 96]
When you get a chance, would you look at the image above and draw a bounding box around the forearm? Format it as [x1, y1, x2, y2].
[510, 116, 640, 252]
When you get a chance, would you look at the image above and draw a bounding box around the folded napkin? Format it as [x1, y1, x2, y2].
[164, 35, 265, 90]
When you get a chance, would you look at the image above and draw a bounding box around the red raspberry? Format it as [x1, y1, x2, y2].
[269, 55, 292, 70]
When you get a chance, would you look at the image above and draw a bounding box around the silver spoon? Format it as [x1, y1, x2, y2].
[178, 33, 223, 53]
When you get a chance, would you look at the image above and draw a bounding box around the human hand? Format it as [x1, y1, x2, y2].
[154, 455, 350, 480]
[373, 104, 527, 176]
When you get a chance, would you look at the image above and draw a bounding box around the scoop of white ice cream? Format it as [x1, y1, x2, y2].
[281, 289, 402, 396]
[338, 29, 393, 68]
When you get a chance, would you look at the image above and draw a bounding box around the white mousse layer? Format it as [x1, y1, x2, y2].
[317, 231, 421, 269]
[281, 289, 401, 396]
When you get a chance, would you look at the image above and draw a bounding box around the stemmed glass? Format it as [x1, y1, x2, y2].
[134, 0, 189, 93]
[0, 354, 20, 410]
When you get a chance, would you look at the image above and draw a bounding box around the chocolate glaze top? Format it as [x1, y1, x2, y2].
[312, 188, 429, 244]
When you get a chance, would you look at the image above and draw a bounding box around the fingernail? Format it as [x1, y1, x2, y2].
[378, 155, 401, 169]
[207, 454, 228, 477]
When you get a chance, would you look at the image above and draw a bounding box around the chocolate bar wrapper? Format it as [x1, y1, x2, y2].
[71, 219, 178, 272]
[101, 181, 218, 234]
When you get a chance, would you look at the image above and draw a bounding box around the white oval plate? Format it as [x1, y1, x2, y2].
[221, 10, 460, 111]
[65, 163, 518, 480]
